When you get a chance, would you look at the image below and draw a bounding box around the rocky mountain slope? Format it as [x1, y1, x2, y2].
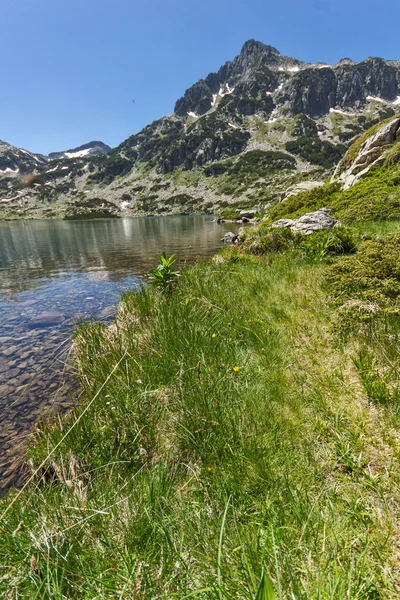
[266, 114, 400, 223]
[2, 40, 400, 220]
[0, 141, 47, 175]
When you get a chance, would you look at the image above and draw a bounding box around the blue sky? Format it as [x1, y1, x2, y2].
[2, 0, 400, 154]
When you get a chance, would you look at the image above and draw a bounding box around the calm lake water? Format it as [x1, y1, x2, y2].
[0, 215, 237, 491]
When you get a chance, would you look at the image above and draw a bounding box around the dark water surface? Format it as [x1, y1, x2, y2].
[0, 216, 237, 490]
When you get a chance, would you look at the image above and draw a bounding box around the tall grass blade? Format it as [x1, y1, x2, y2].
[255, 572, 276, 600]
[217, 496, 231, 598]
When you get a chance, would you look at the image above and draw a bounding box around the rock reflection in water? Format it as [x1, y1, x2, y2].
[0, 216, 239, 492]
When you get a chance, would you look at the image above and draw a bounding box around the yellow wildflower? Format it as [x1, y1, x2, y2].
[233, 366, 240, 372]
[212, 333, 217, 338]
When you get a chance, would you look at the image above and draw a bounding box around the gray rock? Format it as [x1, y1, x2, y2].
[18, 373, 32, 384]
[239, 209, 256, 218]
[222, 232, 238, 244]
[28, 311, 64, 328]
[99, 306, 116, 319]
[0, 384, 14, 396]
[271, 208, 340, 235]
[2, 346, 18, 357]
[281, 181, 325, 201]
[70, 312, 90, 324]
[0, 361, 10, 374]
[332, 116, 400, 189]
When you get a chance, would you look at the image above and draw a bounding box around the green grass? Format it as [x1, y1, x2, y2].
[164, 169, 203, 188]
[204, 150, 296, 197]
[1, 244, 400, 598]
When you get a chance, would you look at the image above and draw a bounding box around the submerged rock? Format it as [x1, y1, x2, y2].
[28, 311, 65, 328]
[271, 208, 340, 235]
[99, 306, 117, 319]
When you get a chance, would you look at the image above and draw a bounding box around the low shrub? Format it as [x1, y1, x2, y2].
[327, 236, 400, 308]
[219, 208, 241, 220]
[285, 137, 346, 169]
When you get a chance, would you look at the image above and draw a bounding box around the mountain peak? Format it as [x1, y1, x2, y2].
[240, 39, 280, 58]
[47, 141, 111, 161]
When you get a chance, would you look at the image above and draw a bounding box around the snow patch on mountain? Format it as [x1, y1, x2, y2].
[218, 84, 235, 97]
[330, 108, 357, 116]
[367, 96, 387, 104]
[0, 167, 19, 174]
[64, 148, 92, 159]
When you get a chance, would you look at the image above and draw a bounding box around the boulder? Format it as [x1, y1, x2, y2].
[222, 232, 238, 244]
[271, 208, 340, 235]
[332, 116, 400, 189]
[28, 311, 64, 328]
[239, 209, 256, 218]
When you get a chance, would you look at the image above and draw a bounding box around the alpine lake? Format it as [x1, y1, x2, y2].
[0, 215, 238, 492]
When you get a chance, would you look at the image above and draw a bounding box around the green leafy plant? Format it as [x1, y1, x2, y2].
[255, 572, 276, 600]
[300, 231, 337, 261]
[352, 349, 392, 404]
[299, 226, 357, 261]
[147, 252, 181, 288]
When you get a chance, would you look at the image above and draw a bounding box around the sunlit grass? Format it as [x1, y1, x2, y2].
[1, 249, 399, 598]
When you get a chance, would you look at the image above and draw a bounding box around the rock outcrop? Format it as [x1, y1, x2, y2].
[281, 181, 325, 200]
[332, 116, 400, 188]
[271, 208, 340, 235]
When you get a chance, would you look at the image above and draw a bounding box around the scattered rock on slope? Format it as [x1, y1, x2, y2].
[281, 181, 325, 200]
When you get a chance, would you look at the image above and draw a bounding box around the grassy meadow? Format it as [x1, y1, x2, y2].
[1, 227, 400, 598]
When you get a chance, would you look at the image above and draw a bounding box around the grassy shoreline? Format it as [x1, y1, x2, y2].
[1, 240, 400, 598]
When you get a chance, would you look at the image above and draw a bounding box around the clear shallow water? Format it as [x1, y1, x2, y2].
[0, 216, 237, 490]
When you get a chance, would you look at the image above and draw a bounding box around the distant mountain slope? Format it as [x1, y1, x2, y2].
[0, 140, 46, 174]
[2, 39, 400, 220]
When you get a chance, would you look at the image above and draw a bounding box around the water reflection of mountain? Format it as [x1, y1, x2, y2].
[0, 216, 237, 296]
